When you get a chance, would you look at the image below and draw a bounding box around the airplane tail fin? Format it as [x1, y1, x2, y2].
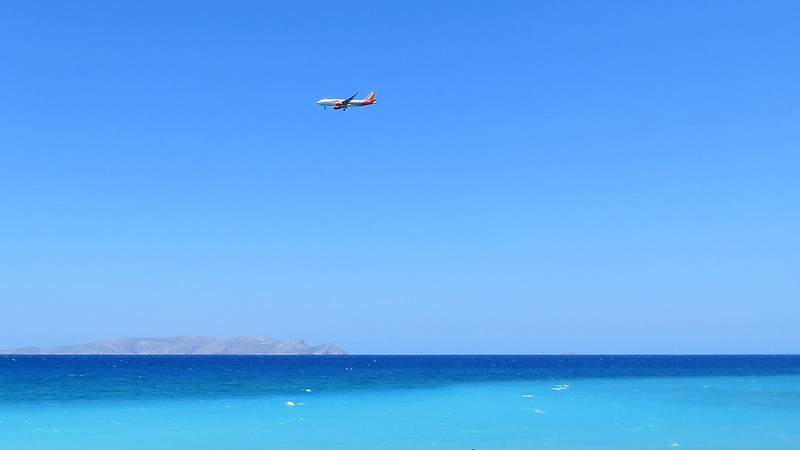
[364, 91, 376, 104]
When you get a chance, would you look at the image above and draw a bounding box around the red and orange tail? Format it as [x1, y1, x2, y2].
[364, 91, 376, 104]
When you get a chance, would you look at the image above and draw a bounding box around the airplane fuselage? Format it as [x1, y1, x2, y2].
[316, 99, 372, 108]
[317, 91, 376, 110]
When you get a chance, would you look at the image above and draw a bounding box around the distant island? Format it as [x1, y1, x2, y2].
[0, 336, 347, 355]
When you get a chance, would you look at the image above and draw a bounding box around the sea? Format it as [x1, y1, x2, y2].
[1, 355, 799, 449]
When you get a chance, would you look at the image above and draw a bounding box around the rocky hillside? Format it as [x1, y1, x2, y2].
[0, 336, 348, 355]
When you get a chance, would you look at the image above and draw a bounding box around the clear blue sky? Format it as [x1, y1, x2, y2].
[1, 1, 798, 354]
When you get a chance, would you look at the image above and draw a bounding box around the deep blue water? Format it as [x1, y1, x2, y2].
[2, 355, 800, 448]
[3, 354, 800, 402]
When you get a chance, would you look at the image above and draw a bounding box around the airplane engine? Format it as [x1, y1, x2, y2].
[333, 105, 342, 110]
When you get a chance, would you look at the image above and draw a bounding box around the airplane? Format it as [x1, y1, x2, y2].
[316, 91, 376, 110]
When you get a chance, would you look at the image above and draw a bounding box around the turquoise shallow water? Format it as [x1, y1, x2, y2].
[1, 355, 799, 449]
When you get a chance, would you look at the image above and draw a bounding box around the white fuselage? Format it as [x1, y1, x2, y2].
[316, 99, 372, 107]
[316, 92, 376, 110]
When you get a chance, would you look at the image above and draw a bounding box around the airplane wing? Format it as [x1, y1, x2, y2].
[340, 91, 358, 108]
